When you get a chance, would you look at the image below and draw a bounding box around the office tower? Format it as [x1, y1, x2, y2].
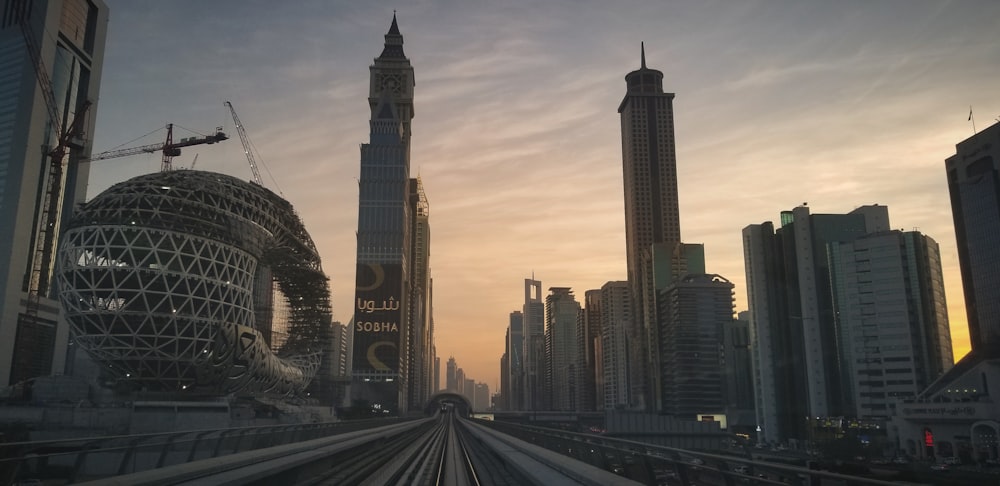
[657, 274, 732, 418]
[507, 310, 524, 410]
[522, 278, 545, 410]
[456, 367, 466, 396]
[407, 177, 431, 410]
[446, 356, 457, 392]
[724, 312, 756, 426]
[546, 287, 580, 411]
[600, 281, 631, 410]
[576, 289, 602, 412]
[619, 45, 681, 410]
[464, 377, 474, 405]
[0, 0, 108, 386]
[743, 204, 890, 443]
[351, 15, 416, 414]
[886, 123, 1000, 460]
[646, 242, 705, 412]
[829, 231, 953, 419]
[946, 121, 1000, 352]
[474, 382, 490, 411]
[434, 355, 440, 393]
[499, 349, 509, 410]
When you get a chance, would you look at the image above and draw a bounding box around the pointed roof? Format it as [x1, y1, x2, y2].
[379, 12, 406, 59]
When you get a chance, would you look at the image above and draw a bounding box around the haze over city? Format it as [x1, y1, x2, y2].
[85, 0, 1000, 388]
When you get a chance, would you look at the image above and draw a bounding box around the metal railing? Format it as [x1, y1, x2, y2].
[0, 418, 408, 484]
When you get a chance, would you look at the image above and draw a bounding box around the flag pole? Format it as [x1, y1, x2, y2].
[969, 106, 977, 134]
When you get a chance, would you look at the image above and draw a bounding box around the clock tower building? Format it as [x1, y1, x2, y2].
[351, 14, 417, 414]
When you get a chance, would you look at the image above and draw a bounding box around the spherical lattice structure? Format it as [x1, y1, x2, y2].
[57, 170, 332, 396]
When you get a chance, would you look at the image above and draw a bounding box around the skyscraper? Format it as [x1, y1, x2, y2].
[522, 278, 545, 410]
[351, 15, 415, 414]
[619, 44, 681, 410]
[0, 0, 108, 386]
[446, 356, 457, 392]
[507, 310, 524, 410]
[576, 289, 602, 412]
[545, 287, 580, 411]
[407, 177, 432, 410]
[600, 281, 631, 410]
[946, 121, 1000, 352]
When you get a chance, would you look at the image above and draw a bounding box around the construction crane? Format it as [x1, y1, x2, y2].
[224, 101, 264, 186]
[88, 124, 228, 171]
[11, 0, 93, 344]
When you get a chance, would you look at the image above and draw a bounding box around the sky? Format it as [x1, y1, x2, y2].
[86, 0, 1000, 390]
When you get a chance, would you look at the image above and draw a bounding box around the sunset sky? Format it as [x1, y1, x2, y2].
[86, 1, 1000, 390]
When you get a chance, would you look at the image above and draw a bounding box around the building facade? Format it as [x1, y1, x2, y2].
[829, 231, 953, 419]
[351, 15, 416, 414]
[575, 289, 602, 412]
[522, 278, 545, 410]
[0, 0, 108, 386]
[545, 287, 580, 411]
[657, 274, 732, 418]
[619, 45, 681, 411]
[507, 310, 524, 410]
[407, 177, 432, 410]
[946, 121, 1000, 352]
[600, 281, 631, 410]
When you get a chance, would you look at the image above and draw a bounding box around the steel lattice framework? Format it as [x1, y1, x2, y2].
[57, 170, 332, 396]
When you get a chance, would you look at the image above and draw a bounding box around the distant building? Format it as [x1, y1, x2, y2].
[446, 357, 457, 392]
[600, 281, 632, 410]
[546, 287, 580, 411]
[619, 45, 681, 411]
[507, 310, 524, 410]
[0, 0, 109, 387]
[473, 382, 490, 412]
[523, 278, 545, 410]
[724, 312, 756, 433]
[575, 289, 602, 411]
[434, 355, 440, 392]
[407, 177, 432, 410]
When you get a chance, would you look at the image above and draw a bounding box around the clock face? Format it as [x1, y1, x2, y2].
[381, 74, 403, 94]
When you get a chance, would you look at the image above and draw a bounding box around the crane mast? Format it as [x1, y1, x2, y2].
[225, 101, 264, 186]
[11, 0, 92, 336]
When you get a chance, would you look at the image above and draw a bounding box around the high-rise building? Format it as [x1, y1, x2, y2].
[829, 230, 953, 419]
[351, 15, 416, 414]
[434, 354, 440, 393]
[446, 356, 457, 392]
[887, 123, 1000, 462]
[743, 205, 886, 442]
[546, 287, 580, 411]
[507, 310, 524, 410]
[407, 177, 432, 410]
[0, 0, 109, 387]
[473, 382, 490, 412]
[499, 349, 509, 410]
[600, 281, 631, 410]
[657, 274, 732, 418]
[576, 289, 602, 411]
[946, 121, 1000, 352]
[619, 45, 681, 410]
[522, 278, 545, 410]
[724, 312, 756, 430]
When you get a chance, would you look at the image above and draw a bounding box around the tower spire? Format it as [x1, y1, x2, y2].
[641, 42, 646, 69]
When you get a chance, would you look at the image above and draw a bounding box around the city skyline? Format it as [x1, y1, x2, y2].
[83, 1, 1000, 389]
